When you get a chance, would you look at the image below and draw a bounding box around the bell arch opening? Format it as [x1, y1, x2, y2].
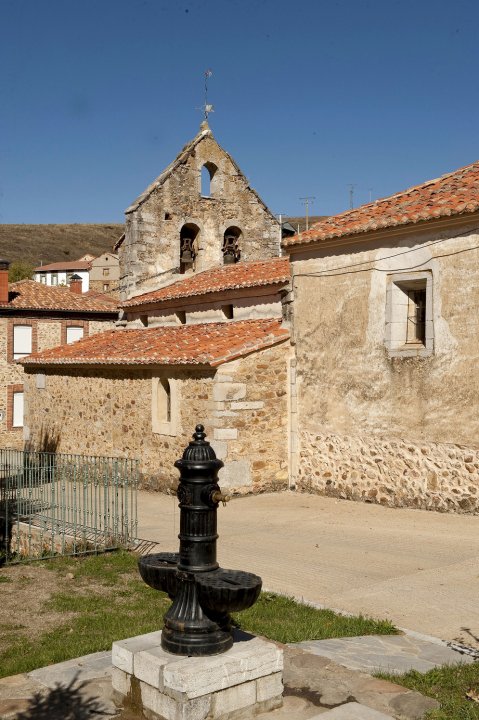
[179, 223, 200, 274]
[222, 226, 241, 264]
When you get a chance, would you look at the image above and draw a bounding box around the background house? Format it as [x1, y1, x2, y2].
[284, 160, 479, 514]
[33, 259, 92, 290]
[89, 253, 120, 297]
[0, 262, 117, 449]
[33, 253, 120, 296]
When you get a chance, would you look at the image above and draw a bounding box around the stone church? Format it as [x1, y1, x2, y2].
[21, 122, 293, 493]
[20, 123, 479, 514]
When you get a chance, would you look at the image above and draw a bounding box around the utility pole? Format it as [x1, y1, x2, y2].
[348, 184, 356, 210]
[299, 196, 315, 231]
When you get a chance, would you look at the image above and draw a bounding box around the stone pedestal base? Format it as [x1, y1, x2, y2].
[111, 630, 283, 720]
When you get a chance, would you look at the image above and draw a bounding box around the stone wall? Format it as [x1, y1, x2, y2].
[89, 279, 120, 298]
[0, 317, 114, 451]
[37, 322, 62, 352]
[297, 430, 479, 513]
[23, 341, 290, 493]
[125, 290, 283, 328]
[290, 219, 479, 513]
[120, 130, 280, 299]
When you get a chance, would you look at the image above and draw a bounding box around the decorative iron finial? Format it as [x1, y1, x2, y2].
[181, 423, 217, 462]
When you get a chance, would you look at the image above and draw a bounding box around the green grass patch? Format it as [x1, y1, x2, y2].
[378, 663, 479, 719]
[0, 551, 397, 678]
[45, 549, 138, 584]
[233, 591, 397, 644]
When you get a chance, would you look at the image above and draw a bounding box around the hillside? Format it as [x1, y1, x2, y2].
[0, 224, 124, 266]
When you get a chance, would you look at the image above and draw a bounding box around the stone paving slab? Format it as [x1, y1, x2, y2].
[284, 647, 438, 719]
[293, 634, 475, 675]
[28, 649, 112, 688]
[315, 702, 395, 718]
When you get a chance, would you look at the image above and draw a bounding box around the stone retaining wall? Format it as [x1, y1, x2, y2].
[297, 430, 479, 513]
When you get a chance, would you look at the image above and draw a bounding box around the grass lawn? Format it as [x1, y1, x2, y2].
[0, 550, 397, 679]
[379, 663, 479, 719]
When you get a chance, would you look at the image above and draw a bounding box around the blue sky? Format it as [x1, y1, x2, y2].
[1, 0, 478, 223]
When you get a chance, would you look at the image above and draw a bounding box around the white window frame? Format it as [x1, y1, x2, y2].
[12, 391, 24, 428]
[152, 377, 178, 436]
[13, 325, 33, 359]
[66, 326, 84, 344]
[385, 272, 434, 357]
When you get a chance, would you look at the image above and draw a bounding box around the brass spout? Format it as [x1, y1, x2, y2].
[211, 490, 231, 506]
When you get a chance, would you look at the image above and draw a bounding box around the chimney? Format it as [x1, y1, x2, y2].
[0, 259, 10, 304]
[69, 274, 83, 294]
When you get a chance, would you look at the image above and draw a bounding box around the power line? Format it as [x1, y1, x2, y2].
[292, 227, 479, 279]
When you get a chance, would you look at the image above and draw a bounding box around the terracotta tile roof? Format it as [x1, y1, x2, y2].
[283, 160, 479, 249]
[120, 258, 290, 309]
[20, 319, 289, 367]
[1, 280, 118, 313]
[33, 260, 92, 272]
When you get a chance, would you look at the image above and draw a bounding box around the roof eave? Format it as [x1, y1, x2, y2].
[120, 280, 289, 311]
[283, 210, 479, 254]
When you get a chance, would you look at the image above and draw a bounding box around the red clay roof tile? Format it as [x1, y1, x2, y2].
[20, 319, 289, 367]
[120, 258, 290, 309]
[283, 160, 479, 249]
[1, 280, 117, 313]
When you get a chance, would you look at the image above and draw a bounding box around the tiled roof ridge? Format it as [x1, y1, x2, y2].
[121, 257, 290, 309]
[3, 279, 118, 312]
[20, 318, 289, 367]
[33, 260, 92, 272]
[284, 159, 479, 248]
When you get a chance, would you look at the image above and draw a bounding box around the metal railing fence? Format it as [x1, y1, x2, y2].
[0, 448, 139, 564]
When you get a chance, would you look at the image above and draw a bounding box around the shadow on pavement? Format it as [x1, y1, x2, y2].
[16, 674, 113, 720]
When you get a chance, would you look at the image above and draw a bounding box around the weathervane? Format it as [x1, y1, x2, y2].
[203, 69, 214, 120]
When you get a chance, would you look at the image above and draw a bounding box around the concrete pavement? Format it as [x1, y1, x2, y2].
[137, 490, 479, 648]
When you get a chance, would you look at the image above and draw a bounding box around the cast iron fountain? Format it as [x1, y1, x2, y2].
[138, 424, 262, 656]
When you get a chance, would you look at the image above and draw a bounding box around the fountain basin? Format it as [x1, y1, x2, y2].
[196, 568, 262, 613]
[138, 552, 180, 599]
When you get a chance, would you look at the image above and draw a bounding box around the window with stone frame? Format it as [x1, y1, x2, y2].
[152, 376, 178, 436]
[385, 272, 433, 357]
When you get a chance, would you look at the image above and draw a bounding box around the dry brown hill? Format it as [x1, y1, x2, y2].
[0, 224, 124, 267]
